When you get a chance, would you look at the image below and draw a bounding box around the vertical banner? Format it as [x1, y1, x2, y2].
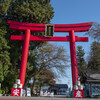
[11, 88, 22, 96]
[74, 90, 84, 98]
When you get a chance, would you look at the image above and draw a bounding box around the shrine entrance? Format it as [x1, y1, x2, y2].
[8, 20, 93, 98]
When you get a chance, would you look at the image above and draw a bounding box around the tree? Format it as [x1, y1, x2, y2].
[77, 46, 86, 68]
[0, 25, 11, 93]
[25, 43, 68, 90]
[7, 0, 54, 70]
[85, 22, 100, 68]
[76, 46, 87, 83]
[32, 68, 56, 93]
[87, 41, 100, 70]
[37, 68, 56, 87]
[0, 0, 54, 93]
[86, 22, 100, 41]
[0, 0, 12, 93]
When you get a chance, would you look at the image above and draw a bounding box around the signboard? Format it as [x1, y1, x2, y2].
[11, 88, 22, 96]
[45, 24, 54, 37]
[91, 84, 100, 96]
[74, 90, 84, 98]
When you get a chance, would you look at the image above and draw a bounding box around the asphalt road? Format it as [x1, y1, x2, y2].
[0, 96, 99, 100]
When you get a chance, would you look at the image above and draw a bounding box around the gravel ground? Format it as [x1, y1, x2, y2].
[0, 96, 99, 100]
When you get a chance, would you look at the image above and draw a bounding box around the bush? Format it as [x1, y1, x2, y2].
[2, 90, 5, 94]
[0, 90, 2, 94]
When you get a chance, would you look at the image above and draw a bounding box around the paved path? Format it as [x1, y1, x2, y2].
[0, 96, 99, 100]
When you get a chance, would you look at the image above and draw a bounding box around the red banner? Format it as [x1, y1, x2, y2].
[11, 88, 22, 96]
[74, 90, 84, 98]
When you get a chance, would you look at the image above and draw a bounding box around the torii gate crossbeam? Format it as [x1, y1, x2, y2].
[8, 20, 93, 90]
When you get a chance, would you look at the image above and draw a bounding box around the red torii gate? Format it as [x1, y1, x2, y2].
[8, 20, 93, 90]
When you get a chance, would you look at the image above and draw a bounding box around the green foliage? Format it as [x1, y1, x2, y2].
[0, 0, 12, 16]
[0, 0, 54, 94]
[7, 0, 54, 23]
[77, 42, 100, 83]
[88, 41, 100, 70]
[0, 7, 11, 91]
[2, 90, 5, 94]
[0, 90, 2, 94]
[77, 46, 86, 68]
[0, 89, 5, 94]
[77, 46, 87, 83]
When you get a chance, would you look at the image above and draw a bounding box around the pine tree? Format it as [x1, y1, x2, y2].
[0, 0, 54, 93]
[77, 46, 87, 83]
[0, 0, 12, 93]
[77, 46, 86, 68]
[88, 41, 100, 70]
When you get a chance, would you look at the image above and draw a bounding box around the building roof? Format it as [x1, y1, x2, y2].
[49, 84, 68, 89]
[55, 84, 68, 88]
[86, 71, 100, 83]
[87, 80, 100, 83]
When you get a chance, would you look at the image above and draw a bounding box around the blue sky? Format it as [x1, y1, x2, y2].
[50, 0, 100, 88]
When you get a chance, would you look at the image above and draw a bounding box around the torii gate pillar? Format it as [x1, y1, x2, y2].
[19, 29, 31, 88]
[69, 30, 78, 87]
